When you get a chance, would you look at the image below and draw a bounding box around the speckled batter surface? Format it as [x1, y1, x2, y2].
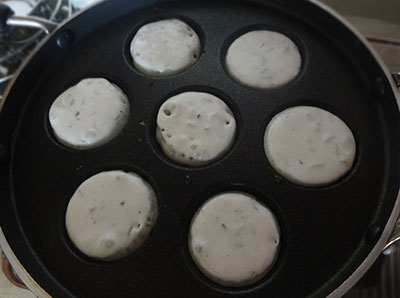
[65, 171, 158, 261]
[264, 106, 356, 186]
[189, 192, 280, 287]
[49, 78, 130, 149]
[130, 19, 201, 76]
[156, 91, 236, 166]
[225, 30, 301, 89]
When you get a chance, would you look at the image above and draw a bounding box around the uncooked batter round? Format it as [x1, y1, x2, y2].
[65, 171, 158, 261]
[156, 91, 236, 166]
[130, 19, 201, 76]
[189, 192, 280, 287]
[49, 78, 130, 149]
[264, 106, 356, 186]
[225, 30, 301, 89]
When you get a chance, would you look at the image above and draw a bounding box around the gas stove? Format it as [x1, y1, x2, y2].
[0, 0, 76, 99]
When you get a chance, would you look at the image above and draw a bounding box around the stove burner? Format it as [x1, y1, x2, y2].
[0, 0, 76, 100]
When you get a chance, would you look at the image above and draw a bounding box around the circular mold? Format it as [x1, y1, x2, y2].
[65, 170, 158, 261]
[123, 16, 205, 78]
[60, 163, 162, 265]
[225, 31, 300, 89]
[221, 24, 307, 91]
[156, 91, 237, 167]
[46, 77, 132, 151]
[263, 105, 356, 187]
[149, 86, 241, 170]
[258, 101, 360, 191]
[181, 184, 287, 294]
[188, 192, 280, 287]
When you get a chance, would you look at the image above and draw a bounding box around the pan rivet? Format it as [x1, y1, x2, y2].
[274, 175, 282, 184]
[175, 241, 182, 250]
[57, 30, 75, 49]
[372, 77, 386, 97]
[184, 175, 192, 185]
[365, 224, 382, 244]
[0, 142, 10, 164]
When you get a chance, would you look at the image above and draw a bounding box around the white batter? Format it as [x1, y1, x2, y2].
[156, 92, 236, 166]
[65, 171, 158, 261]
[130, 19, 201, 76]
[264, 106, 356, 186]
[49, 78, 130, 149]
[225, 30, 301, 89]
[189, 192, 280, 287]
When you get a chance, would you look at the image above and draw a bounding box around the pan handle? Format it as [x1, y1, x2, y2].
[383, 218, 400, 255]
[0, 3, 57, 35]
[383, 73, 400, 254]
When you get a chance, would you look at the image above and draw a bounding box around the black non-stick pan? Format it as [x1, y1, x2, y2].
[0, 0, 400, 297]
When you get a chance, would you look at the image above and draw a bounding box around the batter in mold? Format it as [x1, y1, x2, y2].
[264, 106, 356, 186]
[156, 91, 236, 166]
[65, 171, 158, 261]
[225, 30, 301, 89]
[189, 192, 280, 287]
[49, 78, 130, 149]
[130, 19, 201, 76]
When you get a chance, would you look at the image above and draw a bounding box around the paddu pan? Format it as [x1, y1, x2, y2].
[0, 0, 400, 297]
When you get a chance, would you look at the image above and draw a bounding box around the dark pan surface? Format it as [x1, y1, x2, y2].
[1, 0, 400, 297]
